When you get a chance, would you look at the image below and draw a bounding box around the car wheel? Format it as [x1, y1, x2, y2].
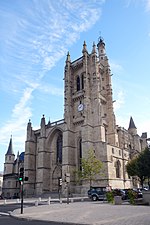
[92, 195, 98, 201]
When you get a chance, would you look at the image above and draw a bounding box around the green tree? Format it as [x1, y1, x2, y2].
[126, 147, 150, 187]
[126, 157, 138, 176]
[76, 149, 103, 187]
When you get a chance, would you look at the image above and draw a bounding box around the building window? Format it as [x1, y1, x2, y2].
[112, 148, 114, 154]
[77, 76, 80, 91]
[81, 74, 84, 89]
[115, 160, 121, 178]
[79, 139, 82, 171]
[56, 134, 62, 164]
[119, 150, 121, 156]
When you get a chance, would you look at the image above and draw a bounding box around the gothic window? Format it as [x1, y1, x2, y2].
[56, 134, 62, 164]
[81, 74, 84, 89]
[115, 160, 121, 178]
[77, 76, 80, 91]
[119, 150, 121, 156]
[79, 139, 82, 171]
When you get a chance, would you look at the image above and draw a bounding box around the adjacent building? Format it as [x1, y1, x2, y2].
[2, 136, 24, 198]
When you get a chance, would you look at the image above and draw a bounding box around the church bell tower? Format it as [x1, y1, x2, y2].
[63, 38, 117, 186]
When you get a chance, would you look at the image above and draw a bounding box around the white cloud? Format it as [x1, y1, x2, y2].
[110, 61, 123, 73]
[114, 91, 125, 111]
[0, 88, 33, 149]
[38, 84, 63, 96]
[0, 0, 105, 164]
[145, 0, 150, 11]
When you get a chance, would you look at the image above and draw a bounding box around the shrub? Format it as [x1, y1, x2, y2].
[106, 191, 114, 203]
[127, 190, 137, 204]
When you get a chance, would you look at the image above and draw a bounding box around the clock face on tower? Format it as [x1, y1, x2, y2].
[78, 103, 84, 112]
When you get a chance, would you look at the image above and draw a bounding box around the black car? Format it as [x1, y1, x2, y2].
[112, 189, 126, 200]
[0, 195, 4, 200]
[123, 189, 143, 200]
[88, 187, 106, 201]
[133, 189, 143, 198]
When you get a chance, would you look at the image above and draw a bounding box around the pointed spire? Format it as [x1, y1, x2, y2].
[82, 41, 88, 54]
[66, 51, 71, 63]
[27, 119, 31, 129]
[47, 117, 51, 126]
[27, 119, 33, 141]
[92, 42, 96, 54]
[128, 117, 137, 130]
[40, 115, 46, 137]
[40, 114, 46, 127]
[6, 135, 14, 155]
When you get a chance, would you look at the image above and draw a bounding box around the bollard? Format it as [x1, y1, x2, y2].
[4, 199, 6, 205]
[47, 197, 51, 205]
[60, 198, 62, 204]
[38, 197, 41, 202]
[16, 198, 20, 203]
[35, 200, 38, 206]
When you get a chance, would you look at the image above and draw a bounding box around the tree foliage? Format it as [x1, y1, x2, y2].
[76, 149, 103, 187]
[126, 147, 150, 187]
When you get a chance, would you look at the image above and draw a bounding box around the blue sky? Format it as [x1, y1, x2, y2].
[1, 0, 150, 172]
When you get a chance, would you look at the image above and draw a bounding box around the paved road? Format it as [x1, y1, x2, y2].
[1, 198, 150, 225]
[0, 204, 71, 225]
[11, 201, 150, 225]
[0, 215, 70, 225]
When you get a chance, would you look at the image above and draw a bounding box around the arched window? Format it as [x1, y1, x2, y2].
[56, 134, 62, 163]
[81, 74, 84, 89]
[77, 76, 80, 91]
[115, 160, 121, 178]
[79, 139, 82, 171]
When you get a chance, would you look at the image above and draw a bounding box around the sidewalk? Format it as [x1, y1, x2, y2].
[11, 201, 150, 225]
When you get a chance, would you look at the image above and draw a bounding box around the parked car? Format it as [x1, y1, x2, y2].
[137, 187, 149, 191]
[133, 189, 143, 198]
[112, 189, 126, 200]
[123, 189, 143, 200]
[88, 187, 107, 201]
[0, 195, 4, 200]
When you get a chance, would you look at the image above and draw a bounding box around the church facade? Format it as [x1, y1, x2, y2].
[24, 38, 148, 196]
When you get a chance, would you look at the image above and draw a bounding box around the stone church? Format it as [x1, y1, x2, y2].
[24, 37, 147, 196]
[2, 136, 24, 198]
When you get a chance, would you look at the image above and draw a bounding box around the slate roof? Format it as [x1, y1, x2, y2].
[128, 116, 137, 130]
[6, 136, 14, 155]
